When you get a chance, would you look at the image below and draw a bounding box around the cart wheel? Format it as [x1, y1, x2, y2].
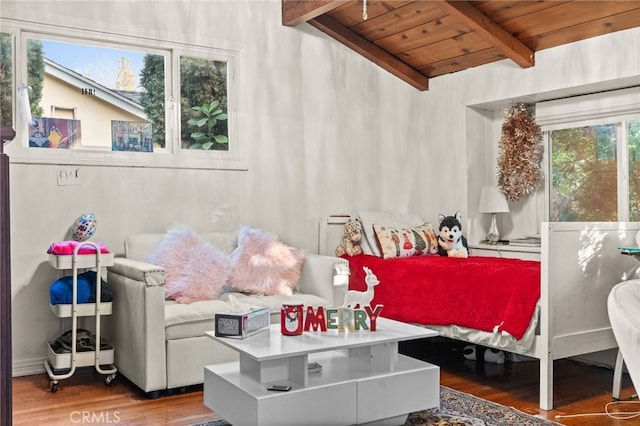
[50, 381, 58, 393]
[104, 373, 116, 386]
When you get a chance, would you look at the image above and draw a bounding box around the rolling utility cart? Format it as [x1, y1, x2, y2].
[44, 241, 117, 392]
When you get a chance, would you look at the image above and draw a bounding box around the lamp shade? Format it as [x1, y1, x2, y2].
[478, 186, 509, 213]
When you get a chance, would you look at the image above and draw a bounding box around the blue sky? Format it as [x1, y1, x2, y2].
[40, 39, 146, 91]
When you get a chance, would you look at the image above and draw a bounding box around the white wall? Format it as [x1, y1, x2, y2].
[3, 0, 427, 375]
[3, 1, 640, 375]
[422, 26, 640, 243]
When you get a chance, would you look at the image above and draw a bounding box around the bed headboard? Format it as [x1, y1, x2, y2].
[540, 221, 640, 359]
[319, 216, 349, 256]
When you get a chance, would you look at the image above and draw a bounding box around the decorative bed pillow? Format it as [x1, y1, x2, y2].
[358, 211, 425, 257]
[373, 222, 438, 259]
[228, 226, 305, 296]
[147, 224, 231, 303]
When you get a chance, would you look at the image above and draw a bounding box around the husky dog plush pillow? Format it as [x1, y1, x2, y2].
[437, 212, 469, 258]
[228, 226, 305, 296]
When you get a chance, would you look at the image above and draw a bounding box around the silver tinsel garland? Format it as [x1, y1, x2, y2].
[497, 103, 543, 203]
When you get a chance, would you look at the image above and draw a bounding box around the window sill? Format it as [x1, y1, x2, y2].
[5, 139, 248, 171]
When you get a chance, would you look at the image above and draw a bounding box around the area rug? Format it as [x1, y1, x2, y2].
[192, 385, 562, 426]
[403, 386, 562, 425]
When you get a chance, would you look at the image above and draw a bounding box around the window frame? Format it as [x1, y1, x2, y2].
[537, 87, 640, 222]
[0, 30, 15, 128]
[1, 18, 246, 171]
[173, 49, 237, 160]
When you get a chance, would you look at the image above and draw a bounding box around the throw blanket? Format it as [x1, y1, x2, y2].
[47, 240, 111, 255]
[49, 271, 114, 305]
[346, 254, 540, 340]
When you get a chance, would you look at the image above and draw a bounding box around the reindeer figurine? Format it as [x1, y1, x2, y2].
[342, 267, 379, 309]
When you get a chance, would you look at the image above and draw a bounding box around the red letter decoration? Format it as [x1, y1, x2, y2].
[304, 306, 327, 332]
[281, 304, 304, 335]
[364, 305, 383, 331]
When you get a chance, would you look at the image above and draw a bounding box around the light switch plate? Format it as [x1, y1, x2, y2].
[57, 168, 80, 186]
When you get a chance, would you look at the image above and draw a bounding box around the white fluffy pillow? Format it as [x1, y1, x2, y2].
[147, 225, 231, 303]
[228, 226, 305, 296]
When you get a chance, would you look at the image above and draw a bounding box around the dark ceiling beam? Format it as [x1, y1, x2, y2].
[434, 0, 535, 68]
[309, 14, 430, 91]
[282, 0, 348, 26]
[282, 0, 429, 90]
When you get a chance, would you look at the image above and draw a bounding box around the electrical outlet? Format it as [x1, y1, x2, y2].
[57, 168, 81, 186]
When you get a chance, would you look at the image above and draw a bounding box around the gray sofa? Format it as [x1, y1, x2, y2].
[104, 231, 346, 397]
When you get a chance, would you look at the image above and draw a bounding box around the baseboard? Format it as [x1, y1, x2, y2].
[13, 357, 46, 377]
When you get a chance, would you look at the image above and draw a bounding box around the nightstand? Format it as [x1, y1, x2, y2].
[468, 243, 541, 261]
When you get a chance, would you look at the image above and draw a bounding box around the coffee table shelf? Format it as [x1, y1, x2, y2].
[204, 318, 439, 426]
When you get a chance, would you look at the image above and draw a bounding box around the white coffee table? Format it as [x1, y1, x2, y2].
[204, 317, 439, 426]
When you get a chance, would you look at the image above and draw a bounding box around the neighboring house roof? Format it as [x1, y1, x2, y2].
[115, 90, 143, 104]
[44, 58, 147, 120]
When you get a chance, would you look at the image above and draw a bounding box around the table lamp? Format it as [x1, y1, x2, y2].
[478, 186, 510, 243]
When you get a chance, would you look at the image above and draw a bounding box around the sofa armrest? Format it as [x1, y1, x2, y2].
[298, 254, 349, 307]
[105, 258, 167, 393]
[108, 257, 165, 286]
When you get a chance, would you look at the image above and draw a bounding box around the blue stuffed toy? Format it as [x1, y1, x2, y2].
[437, 211, 469, 258]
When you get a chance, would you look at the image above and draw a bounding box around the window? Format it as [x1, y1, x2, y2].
[629, 121, 640, 220]
[2, 18, 243, 169]
[539, 88, 640, 222]
[0, 32, 12, 127]
[180, 56, 228, 151]
[25, 36, 165, 151]
[550, 123, 620, 221]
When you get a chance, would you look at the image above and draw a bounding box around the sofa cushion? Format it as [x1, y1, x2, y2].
[228, 226, 305, 296]
[164, 292, 331, 340]
[165, 299, 231, 340]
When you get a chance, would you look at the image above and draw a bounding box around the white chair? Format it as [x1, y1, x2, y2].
[608, 279, 640, 399]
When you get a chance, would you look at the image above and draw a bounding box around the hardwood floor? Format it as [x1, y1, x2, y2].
[12, 338, 638, 425]
[12, 369, 213, 426]
[402, 338, 639, 426]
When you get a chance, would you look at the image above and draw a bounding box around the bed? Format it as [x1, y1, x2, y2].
[346, 254, 541, 353]
[320, 217, 640, 410]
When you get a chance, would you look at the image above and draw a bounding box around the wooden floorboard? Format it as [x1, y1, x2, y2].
[402, 338, 639, 426]
[12, 338, 638, 425]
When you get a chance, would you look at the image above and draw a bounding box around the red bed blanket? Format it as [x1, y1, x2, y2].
[346, 254, 541, 340]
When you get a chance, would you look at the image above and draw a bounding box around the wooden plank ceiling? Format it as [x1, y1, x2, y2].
[282, 0, 640, 91]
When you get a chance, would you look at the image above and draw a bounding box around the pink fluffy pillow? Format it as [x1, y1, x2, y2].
[228, 227, 305, 296]
[147, 225, 231, 303]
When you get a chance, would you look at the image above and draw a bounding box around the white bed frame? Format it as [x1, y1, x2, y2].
[320, 218, 640, 410]
[535, 222, 640, 409]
